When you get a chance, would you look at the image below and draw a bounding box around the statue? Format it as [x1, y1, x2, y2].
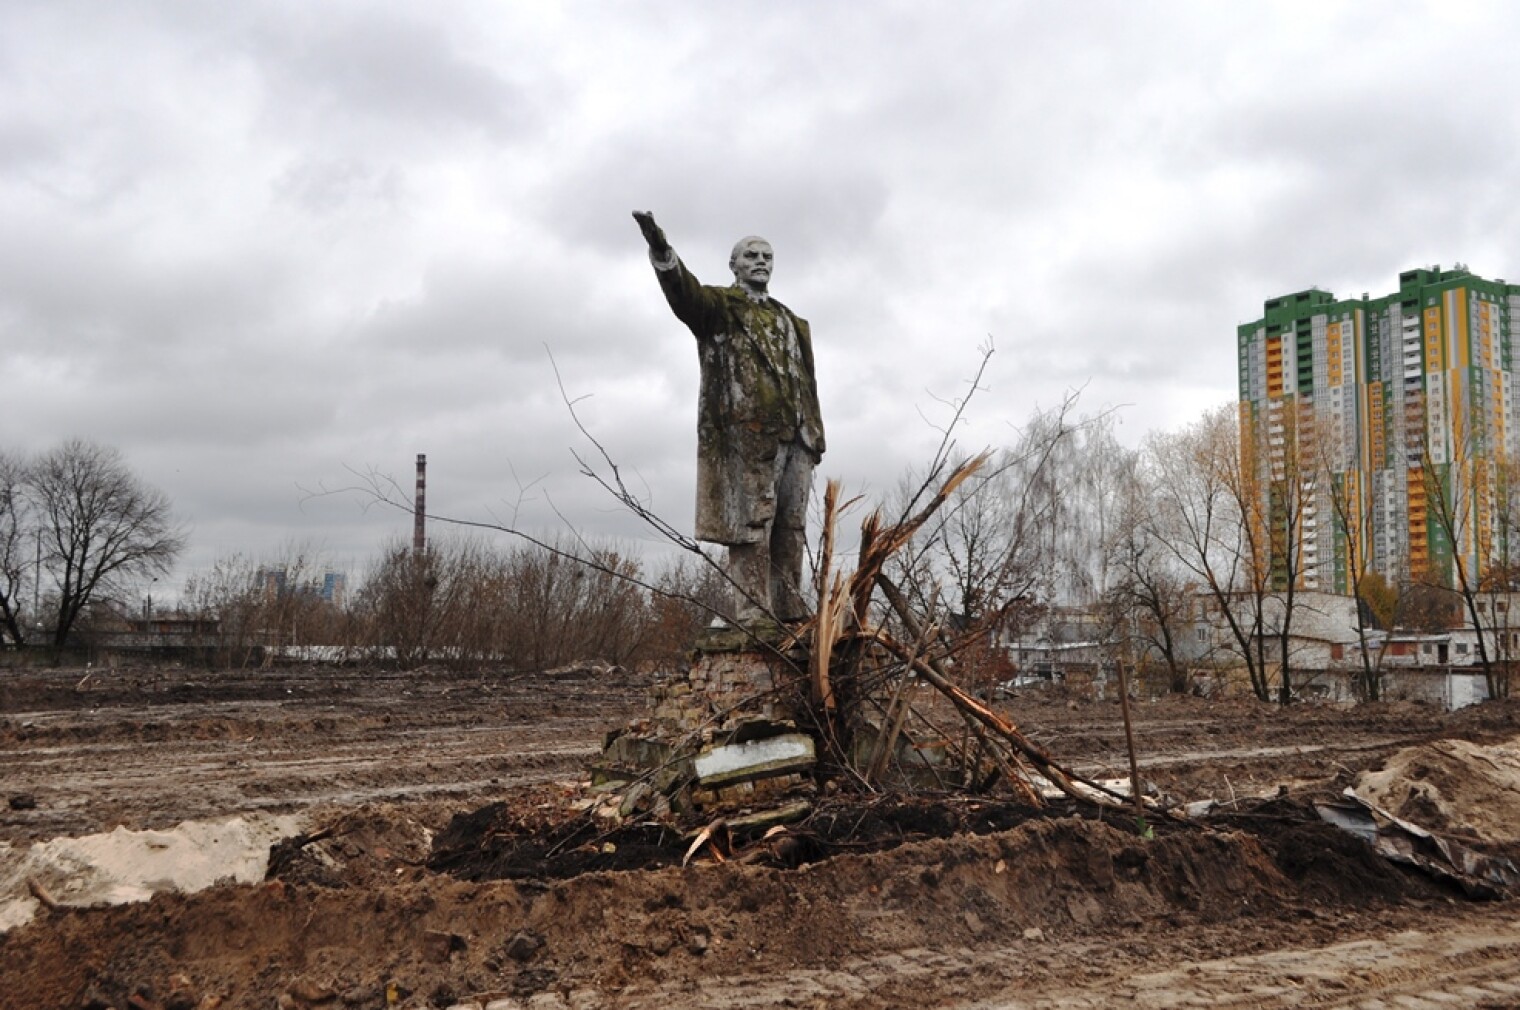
[634, 211, 825, 625]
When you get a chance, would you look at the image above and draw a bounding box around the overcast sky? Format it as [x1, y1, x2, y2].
[4, 2, 1519, 594]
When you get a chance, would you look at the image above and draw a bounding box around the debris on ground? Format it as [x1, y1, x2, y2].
[1315, 790, 1519, 898]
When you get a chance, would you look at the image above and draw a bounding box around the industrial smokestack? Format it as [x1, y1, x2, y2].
[413, 453, 427, 554]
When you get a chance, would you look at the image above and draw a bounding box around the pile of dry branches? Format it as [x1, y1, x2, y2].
[797, 457, 1136, 812]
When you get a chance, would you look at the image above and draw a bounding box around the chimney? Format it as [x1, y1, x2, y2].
[413, 453, 427, 554]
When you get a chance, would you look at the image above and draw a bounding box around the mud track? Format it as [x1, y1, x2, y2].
[0, 666, 636, 844]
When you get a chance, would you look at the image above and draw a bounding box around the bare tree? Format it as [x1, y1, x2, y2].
[1418, 428, 1508, 698]
[353, 534, 654, 672]
[884, 398, 1081, 696]
[359, 541, 456, 670]
[1319, 441, 1386, 700]
[1260, 398, 1314, 704]
[643, 555, 730, 665]
[1057, 413, 1136, 606]
[0, 450, 32, 645]
[28, 440, 184, 648]
[901, 400, 1082, 610]
[496, 539, 648, 671]
[1102, 470, 1193, 694]
[1480, 452, 1520, 697]
[182, 553, 264, 667]
[1146, 405, 1275, 701]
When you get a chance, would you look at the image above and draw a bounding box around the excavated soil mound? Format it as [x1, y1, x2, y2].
[1212, 797, 1448, 906]
[1354, 735, 1520, 844]
[265, 804, 436, 890]
[3, 810, 1302, 1010]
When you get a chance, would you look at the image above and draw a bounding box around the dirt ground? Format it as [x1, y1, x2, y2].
[3, 663, 1520, 1009]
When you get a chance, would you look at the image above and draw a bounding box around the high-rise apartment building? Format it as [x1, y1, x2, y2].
[1238, 266, 1520, 594]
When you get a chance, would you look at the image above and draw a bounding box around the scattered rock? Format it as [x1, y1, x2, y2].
[340, 983, 384, 1006]
[163, 990, 198, 1010]
[80, 986, 114, 1010]
[524, 994, 568, 1010]
[8, 793, 37, 810]
[508, 968, 558, 999]
[617, 782, 651, 818]
[1023, 927, 1045, 941]
[422, 929, 467, 964]
[128, 990, 163, 1010]
[504, 930, 543, 963]
[164, 973, 197, 1010]
[286, 978, 337, 1003]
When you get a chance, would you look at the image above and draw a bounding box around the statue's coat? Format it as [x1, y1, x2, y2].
[652, 257, 825, 544]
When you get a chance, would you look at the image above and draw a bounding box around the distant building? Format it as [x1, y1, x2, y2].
[319, 571, 346, 608]
[255, 567, 346, 608]
[1238, 266, 1520, 592]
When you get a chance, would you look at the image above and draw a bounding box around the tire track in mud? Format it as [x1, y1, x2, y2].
[1, 712, 609, 841]
[602, 908, 1520, 1009]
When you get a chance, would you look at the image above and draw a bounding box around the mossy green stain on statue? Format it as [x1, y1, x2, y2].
[633, 212, 824, 624]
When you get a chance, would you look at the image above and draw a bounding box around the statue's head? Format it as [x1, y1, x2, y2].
[729, 236, 773, 294]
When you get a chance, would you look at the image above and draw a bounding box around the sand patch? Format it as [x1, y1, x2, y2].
[0, 812, 304, 932]
[1355, 735, 1520, 843]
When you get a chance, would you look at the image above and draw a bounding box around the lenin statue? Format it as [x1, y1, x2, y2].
[634, 211, 825, 625]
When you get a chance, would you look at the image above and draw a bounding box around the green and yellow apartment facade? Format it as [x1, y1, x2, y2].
[1238, 266, 1520, 594]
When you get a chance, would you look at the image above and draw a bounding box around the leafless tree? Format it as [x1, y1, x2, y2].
[1318, 440, 1386, 699]
[493, 539, 649, 671]
[27, 440, 184, 648]
[1418, 427, 1509, 698]
[1479, 453, 1520, 697]
[1145, 405, 1274, 701]
[643, 555, 731, 666]
[358, 541, 458, 670]
[0, 450, 32, 645]
[899, 397, 1083, 609]
[884, 397, 1082, 695]
[1102, 466, 1193, 694]
[1258, 398, 1314, 704]
[352, 535, 654, 672]
[182, 553, 264, 666]
[182, 547, 354, 666]
[1056, 413, 1136, 606]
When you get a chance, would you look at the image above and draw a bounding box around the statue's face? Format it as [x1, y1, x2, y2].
[730, 238, 773, 291]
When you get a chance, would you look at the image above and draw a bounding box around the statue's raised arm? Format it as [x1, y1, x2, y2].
[632, 210, 671, 259]
[633, 211, 825, 628]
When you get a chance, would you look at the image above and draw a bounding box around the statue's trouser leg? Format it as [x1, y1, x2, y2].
[771, 443, 816, 621]
[726, 541, 771, 623]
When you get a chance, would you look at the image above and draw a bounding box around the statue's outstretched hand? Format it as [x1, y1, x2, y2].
[632, 211, 671, 257]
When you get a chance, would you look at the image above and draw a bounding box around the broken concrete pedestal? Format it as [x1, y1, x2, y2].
[594, 630, 818, 824]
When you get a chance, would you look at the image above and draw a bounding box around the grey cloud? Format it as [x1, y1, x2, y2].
[535, 134, 892, 270]
[272, 157, 406, 216]
[240, 7, 542, 146]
